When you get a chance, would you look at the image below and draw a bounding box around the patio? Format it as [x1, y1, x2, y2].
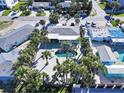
[34, 42, 82, 79]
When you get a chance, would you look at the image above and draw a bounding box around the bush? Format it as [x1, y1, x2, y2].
[21, 10, 31, 16]
[115, 19, 120, 23]
[2, 10, 12, 16]
[111, 19, 120, 26]
[49, 13, 59, 24]
[37, 9, 44, 13]
[36, 12, 46, 16]
[74, 13, 80, 18]
[101, 65, 107, 76]
[35, 23, 39, 27]
[75, 18, 80, 24]
[19, 5, 27, 11]
[70, 23, 75, 26]
[39, 20, 45, 25]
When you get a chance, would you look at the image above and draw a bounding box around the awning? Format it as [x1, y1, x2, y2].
[48, 34, 79, 40]
[106, 65, 124, 74]
[111, 38, 124, 43]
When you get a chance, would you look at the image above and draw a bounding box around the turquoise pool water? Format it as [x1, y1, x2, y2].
[55, 50, 77, 57]
[118, 50, 124, 62]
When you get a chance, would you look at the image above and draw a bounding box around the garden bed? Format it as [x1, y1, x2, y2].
[12, 1, 30, 11]
[2, 10, 12, 16]
[36, 12, 46, 16]
[113, 13, 124, 17]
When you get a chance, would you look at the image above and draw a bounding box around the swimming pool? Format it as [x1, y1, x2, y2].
[55, 50, 77, 57]
[117, 50, 124, 62]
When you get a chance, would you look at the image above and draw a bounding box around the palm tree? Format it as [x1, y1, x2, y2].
[75, 18, 80, 25]
[49, 13, 60, 24]
[14, 66, 43, 93]
[79, 27, 85, 37]
[110, 1, 120, 17]
[41, 51, 51, 65]
[40, 29, 49, 48]
[81, 54, 100, 77]
[53, 59, 88, 86]
[53, 60, 71, 85]
[60, 41, 73, 58]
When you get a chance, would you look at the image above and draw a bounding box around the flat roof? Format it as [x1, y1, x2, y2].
[106, 65, 124, 74]
[111, 38, 124, 43]
[109, 27, 124, 38]
[33, 2, 50, 7]
[47, 26, 80, 40]
[97, 45, 117, 62]
[88, 27, 110, 38]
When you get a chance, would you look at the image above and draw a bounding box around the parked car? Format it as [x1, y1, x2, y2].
[11, 15, 19, 20]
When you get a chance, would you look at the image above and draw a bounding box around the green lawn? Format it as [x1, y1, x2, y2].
[12, 1, 29, 11]
[113, 13, 124, 17]
[98, 2, 106, 10]
[101, 65, 107, 76]
[0, 21, 13, 30]
[2, 10, 12, 16]
[36, 12, 46, 16]
[111, 21, 118, 26]
[57, 88, 68, 93]
[2, 1, 29, 16]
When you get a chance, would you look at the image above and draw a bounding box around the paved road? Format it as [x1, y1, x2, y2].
[0, 16, 49, 21]
[92, 0, 124, 21]
[92, 0, 106, 17]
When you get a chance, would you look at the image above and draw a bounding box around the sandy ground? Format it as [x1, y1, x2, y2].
[0, 20, 37, 36]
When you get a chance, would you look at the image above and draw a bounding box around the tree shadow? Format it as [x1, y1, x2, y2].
[40, 63, 48, 72]
[104, 15, 111, 21]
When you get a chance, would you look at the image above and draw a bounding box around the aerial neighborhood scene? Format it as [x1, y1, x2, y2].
[1, 0, 124, 93]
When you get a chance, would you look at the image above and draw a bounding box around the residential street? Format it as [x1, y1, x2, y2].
[0, 16, 49, 21]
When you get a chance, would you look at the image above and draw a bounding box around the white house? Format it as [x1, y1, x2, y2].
[97, 45, 117, 65]
[88, 27, 124, 45]
[88, 27, 110, 41]
[0, 0, 18, 8]
[106, 65, 124, 78]
[47, 26, 80, 41]
[107, 0, 124, 7]
[59, 0, 72, 8]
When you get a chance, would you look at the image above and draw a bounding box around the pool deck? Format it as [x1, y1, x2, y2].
[34, 44, 82, 80]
